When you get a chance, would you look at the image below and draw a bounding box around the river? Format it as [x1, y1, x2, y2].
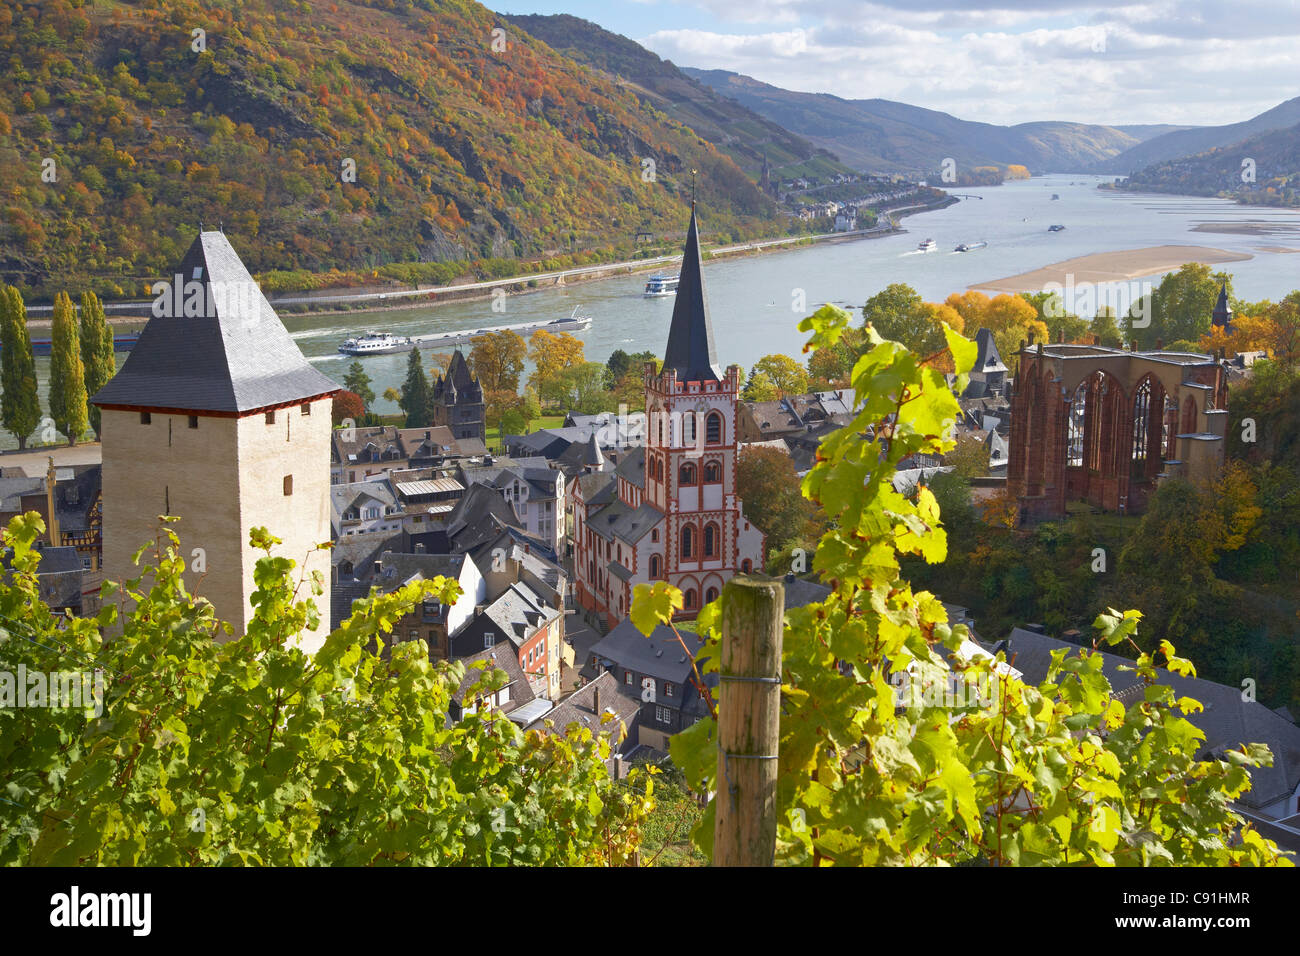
[7, 173, 1300, 445]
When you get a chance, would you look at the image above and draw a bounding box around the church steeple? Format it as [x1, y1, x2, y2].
[1212, 284, 1233, 333]
[663, 204, 722, 384]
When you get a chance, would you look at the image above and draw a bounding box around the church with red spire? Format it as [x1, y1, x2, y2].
[571, 205, 766, 627]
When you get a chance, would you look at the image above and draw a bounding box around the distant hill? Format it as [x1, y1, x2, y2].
[1117, 121, 1300, 206]
[1096, 96, 1300, 174]
[502, 13, 849, 181]
[682, 68, 1145, 173]
[0, 0, 777, 297]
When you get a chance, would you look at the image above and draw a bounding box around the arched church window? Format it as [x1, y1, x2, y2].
[706, 411, 723, 445]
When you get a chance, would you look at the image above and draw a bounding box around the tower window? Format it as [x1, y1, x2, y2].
[704, 461, 721, 483]
[140, 412, 151, 425]
[283, 475, 293, 496]
[188, 415, 198, 429]
[706, 412, 723, 445]
[266, 410, 276, 425]
[679, 462, 697, 485]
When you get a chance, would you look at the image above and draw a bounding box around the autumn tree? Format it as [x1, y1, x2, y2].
[469, 330, 527, 394]
[946, 290, 1046, 375]
[743, 353, 808, 402]
[1091, 307, 1124, 348]
[862, 285, 962, 358]
[332, 390, 365, 425]
[48, 292, 88, 446]
[529, 329, 585, 407]
[0, 286, 41, 450]
[1021, 291, 1089, 344]
[736, 444, 820, 561]
[78, 291, 115, 440]
[1127, 264, 1232, 350]
[554, 361, 609, 415]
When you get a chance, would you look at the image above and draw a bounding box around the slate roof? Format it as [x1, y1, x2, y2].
[0, 476, 44, 511]
[972, 328, 1008, 376]
[532, 671, 640, 742]
[453, 644, 536, 711]
[478, 580, 560, 649]
[373, 551, 469, 592]
[577, 471, 616, 508]
[589, 497, 663, 545]
[612, 445, 646, 490]
[589, 620, 704, 683]
[331, 528, 408, 584]
[1002, 628, 1300, 812]
[663, 205, 722, 384]
[92, 232, 339, 413]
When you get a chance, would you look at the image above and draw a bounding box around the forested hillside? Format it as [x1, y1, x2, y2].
[502, 13, 849, 181]
[1116, 121, 1300, 207]
[0, 0, 777, 298]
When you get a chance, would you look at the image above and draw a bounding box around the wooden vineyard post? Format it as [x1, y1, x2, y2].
[712, 575, 784, 867]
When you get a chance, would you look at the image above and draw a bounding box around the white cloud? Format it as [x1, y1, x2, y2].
[641, 0, 1300, 125]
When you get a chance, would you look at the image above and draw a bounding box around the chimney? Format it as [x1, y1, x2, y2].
[592, 684, 601, 716]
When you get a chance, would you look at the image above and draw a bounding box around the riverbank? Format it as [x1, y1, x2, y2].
[30, 199, 955, 327]
[970, 244, 1254, 293]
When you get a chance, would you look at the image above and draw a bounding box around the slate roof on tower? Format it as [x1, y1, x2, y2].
[663, 205, 723, 384]
[1212, 284, 1233, 331]
[91, 232, 339, 414]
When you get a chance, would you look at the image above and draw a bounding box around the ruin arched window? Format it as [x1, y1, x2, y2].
[1132, 378, 1152, 466]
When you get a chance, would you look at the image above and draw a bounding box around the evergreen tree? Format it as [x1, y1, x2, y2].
[400, 346, 431, 428]
[0, 286, 41, 450]
[48, 292, 88, 446]
[79, 291, 116, 439]
[343, 360, 375, 408]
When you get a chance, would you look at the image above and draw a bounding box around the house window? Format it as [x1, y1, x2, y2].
[624, 671, 633, 686]
[283, 475, 293, 496]
[188, 415, 198, 429]
[266, 410, 276, 424]
[679, 462, 696, 485]
[302, 402, 311, 415]
[484, 631, 495, 649]
[664, 682, 674, 698]
[704, 461, 721, 483]
[140, 412, 151, 425]
[651, 528, 659, 543]
[655, 706, 672, 725]
[706, 411, 723, 445]
[408, 629, 418, 642]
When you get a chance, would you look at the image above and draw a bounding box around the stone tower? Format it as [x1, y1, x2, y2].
[431, 349, 486, 444]
[92, 232, 340, 649]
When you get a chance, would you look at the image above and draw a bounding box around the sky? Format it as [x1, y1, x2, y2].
[490, 0, 1300, 127]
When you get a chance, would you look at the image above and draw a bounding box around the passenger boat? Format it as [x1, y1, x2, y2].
[337, 330, 414, 355]
[917, 238, 937, 252]
[954, 241, 988, 252]
[643, 274, 679, 297]
[1048, 224, 1066, 232]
